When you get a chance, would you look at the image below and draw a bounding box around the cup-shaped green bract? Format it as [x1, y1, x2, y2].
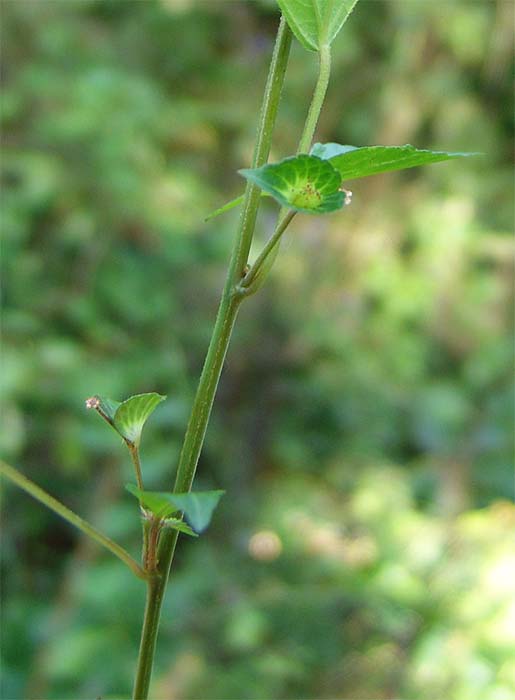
[239, 154, 345, 214]
[278, 0, 360, 52]
[239, 144, 479, 216]
[86, 392, 166, 447]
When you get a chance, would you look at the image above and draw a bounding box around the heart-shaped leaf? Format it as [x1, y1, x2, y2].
[239, 154, 346, 214]
[126, 483, 177, 518]
[321, 143, 480, 181]
[278, 0, 360, 52]
[126, 484, 225, 533]
[86, 393, 166, 446]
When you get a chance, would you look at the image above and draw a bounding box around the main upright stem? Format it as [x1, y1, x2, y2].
[133, 22, 336, 700]
[132, 19, 292, 699]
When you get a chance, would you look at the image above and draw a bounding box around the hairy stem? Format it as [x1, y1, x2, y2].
[0, 459, 146, 580]
[131, 18, 293, 699]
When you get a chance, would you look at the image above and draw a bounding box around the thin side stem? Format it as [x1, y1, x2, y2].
[131, 18, 293, 700]
[0, 459, 146, 581]
[297, 43, 331, 154]
[128, 443, 144, 490]
[240, 210, 296, 290]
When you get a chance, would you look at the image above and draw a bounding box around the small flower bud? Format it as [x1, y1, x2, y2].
[339, 186, 353, 206]
[85, 396, 100, 410]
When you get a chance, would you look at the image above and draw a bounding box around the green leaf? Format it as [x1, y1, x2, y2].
[126, 483, 176, 518]
[310, 142, 358, 159]
[323, 144, 480, 181]
[278, 0, 360, 52]
[126, 485, 225, 533]
[239, 154, 345, 214]
[204, 192, 271, 222]
[113, 393, 165, 446]
[238, 145, 478, 215]
[166, 491, 225, 532]
[205, 193, 245, 222]
[162, 518, 198, 537]
[86, 392, 166, 446]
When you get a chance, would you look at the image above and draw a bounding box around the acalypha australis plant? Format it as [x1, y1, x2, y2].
[0, 1, 478, 697]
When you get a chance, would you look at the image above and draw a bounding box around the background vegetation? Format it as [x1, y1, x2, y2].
[1, 1, 513, 699]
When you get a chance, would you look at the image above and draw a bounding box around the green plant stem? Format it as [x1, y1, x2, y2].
[240, 210, 296, 290]
[134, 291, 241, 699]
[132, 575, 162, 700]
[128, 443, 144, 490]
[0, 459, 146, 581]
[297, 42, 331, 153]
[240, 44, 331, 291]
[172, 14, 292, 498]
[131, 18, 293, 700]
[132, 29, 335, 700]
[229, 18, 293, 280]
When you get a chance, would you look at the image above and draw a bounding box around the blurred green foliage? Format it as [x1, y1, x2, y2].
[1, 1, 513, 699]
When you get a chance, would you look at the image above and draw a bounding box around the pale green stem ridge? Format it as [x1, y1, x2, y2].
[131, 18, 293, 700]
[0, 459, 146, 581]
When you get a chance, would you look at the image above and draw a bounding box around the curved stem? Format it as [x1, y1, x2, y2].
[0, 459, 146, 581]
[131, 18, 293, 700]
[297, 43, 331, 154]
[240, 210, 296, 290]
